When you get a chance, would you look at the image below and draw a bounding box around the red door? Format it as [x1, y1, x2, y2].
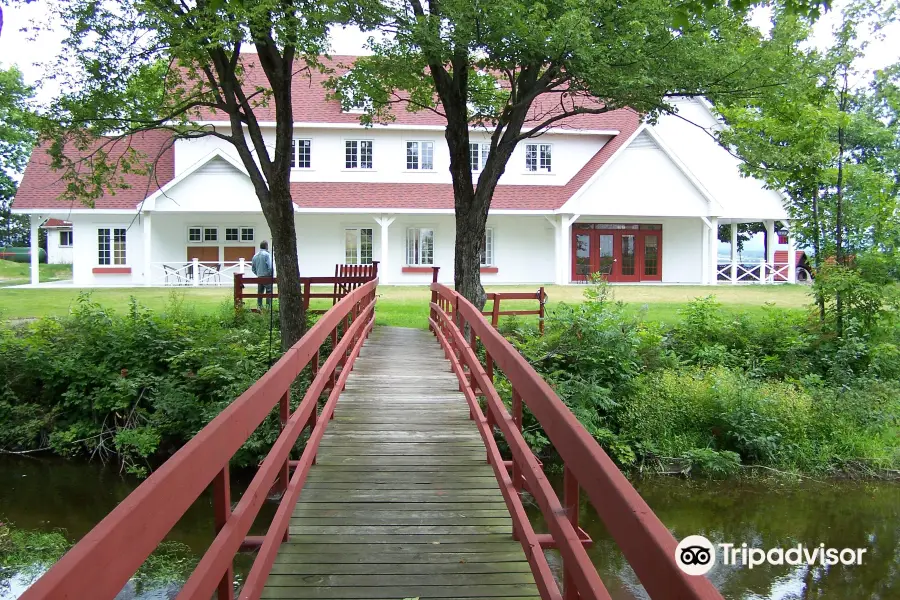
[571, 225, 663, 282]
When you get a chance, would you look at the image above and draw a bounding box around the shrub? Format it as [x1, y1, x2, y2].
[0, 295, 294, 475]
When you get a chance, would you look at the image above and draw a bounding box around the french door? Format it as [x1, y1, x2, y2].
[572, 224, 662, 283]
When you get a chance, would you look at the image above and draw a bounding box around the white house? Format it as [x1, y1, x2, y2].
[12, 56, 796, 287]
[41, 219, 74, 264]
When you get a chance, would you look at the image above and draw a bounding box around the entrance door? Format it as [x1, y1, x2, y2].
[618, 233, 639, 282]
[571, 224, 663, 282]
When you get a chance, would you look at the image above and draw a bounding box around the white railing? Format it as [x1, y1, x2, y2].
[150, 259, 249, 287]
[716, 259, 793, 284]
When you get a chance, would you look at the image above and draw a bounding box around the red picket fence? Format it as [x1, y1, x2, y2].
[428, 283, 722, 600]
[234, 262, 378, 314]
[21, 280, 378, 600]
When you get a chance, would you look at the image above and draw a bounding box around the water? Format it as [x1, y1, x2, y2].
[1, 457, 898, 599]
[0, 456, 273, 599]
[528, 476, 900, 599]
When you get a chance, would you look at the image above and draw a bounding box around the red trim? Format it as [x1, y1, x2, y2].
[480, 266, 499, 274]
[402, 266, 435, 273]
[92, 267, 132, 274]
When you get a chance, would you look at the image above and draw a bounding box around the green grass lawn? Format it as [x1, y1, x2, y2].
[0, 260, 72, 288]
[0, 282, 813, 328]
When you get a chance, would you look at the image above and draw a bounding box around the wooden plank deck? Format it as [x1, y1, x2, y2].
[262, 326, 539, 599]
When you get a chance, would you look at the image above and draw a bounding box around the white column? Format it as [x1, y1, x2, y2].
[700, 219, 709, 285]
[546, 216, 563, 285]
[29, 215, 42, 285]
[787, 222, 797, 284]
[764, 219, 776, 284]
[560, 214, 578, 285]
[708, 216, 718, 286]
[730, 222, 738, 284]
[142, 212, 153, 286]
[374, 215, 395, 285]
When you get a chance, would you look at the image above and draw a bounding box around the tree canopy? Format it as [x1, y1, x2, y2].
[0, 66, 35, 247]
[336, 0, 831, 306]
[25, 0, 357, 348]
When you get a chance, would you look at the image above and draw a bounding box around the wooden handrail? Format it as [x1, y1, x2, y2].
[481, 287, 546, 334]
[429, 283, 722, 600]
[21, 279, 379, 600]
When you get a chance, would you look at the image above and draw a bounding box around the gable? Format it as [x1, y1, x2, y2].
[653, 98, 788, 220]
[560, 131, 710, 217]
[153, 156, 261, 212]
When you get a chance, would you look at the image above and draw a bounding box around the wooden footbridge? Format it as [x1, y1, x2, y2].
[21, 280, 722, 600]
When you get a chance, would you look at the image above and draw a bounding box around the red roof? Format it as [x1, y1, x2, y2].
[41, 219, 72, 228]
[14, 55, 642, 212]
[13, 131, 175, 211]
[194, 55, 629, 131]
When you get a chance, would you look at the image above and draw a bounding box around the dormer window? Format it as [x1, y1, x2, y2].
[525, 143, 552, 173]
[340, 71, 372, 113]
[291, 139, 311, 169]
[406, 141, 434, 171]
[470, 142, 489, 172]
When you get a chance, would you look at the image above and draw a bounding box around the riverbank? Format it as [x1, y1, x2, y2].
[0, 286, 896, 478]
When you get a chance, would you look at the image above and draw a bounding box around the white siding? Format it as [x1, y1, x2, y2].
[45, 228, 74, 264]
[69, 215, 146, 285]
[561, 131, 711, 217]
[653, 98, 788, 221]
[174, 128, 610, 188]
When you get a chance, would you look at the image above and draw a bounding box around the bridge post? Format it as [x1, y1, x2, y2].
[212, 465, 234, 600]
[562, 465, 580, 600]
[233, 273, 243, 311]
[511, 388, 523, 492]
[538, 286, 546, 336]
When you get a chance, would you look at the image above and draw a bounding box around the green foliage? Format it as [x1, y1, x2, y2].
[0, 295, 294, 475]
[0, 522, 69, 590]
[503, 283, 900, 477]
[0, 66, 36, 247]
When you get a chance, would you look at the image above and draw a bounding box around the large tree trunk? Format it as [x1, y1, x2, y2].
[265, 184, 306, 350]
[453, 190, 488, 310]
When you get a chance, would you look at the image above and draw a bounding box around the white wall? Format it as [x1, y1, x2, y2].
[561, 131, 711, 217]
[45, 228, 74, 264]
[68, 215, 146, 286]
[155, 158, 262, 212]
[660, 218, 704, 283]
[174, 127, 610, 188]
[653, 98, 788, 221]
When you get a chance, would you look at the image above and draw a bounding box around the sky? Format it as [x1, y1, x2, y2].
[1, 0, 897, 255]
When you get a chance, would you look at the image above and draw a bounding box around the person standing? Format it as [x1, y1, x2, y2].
[251, 240, 274, 309]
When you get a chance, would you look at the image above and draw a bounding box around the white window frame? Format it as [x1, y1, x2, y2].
[224, 227, 240, 242]
[405, 140, 435, 171]
[406, 227, 435, 266]
[344, 227, 374, 265]
[291, 138, 312, 169]
[59, 230, 73, 248]
[470, 142, 490, 173]
[525, 143, 552, 174]
[344, 139, 374, 170]
[188, 225, 223, 245]
[97, 227, 127, 266]
[480, 228, 494, 267]
[240, 227, 255, 242]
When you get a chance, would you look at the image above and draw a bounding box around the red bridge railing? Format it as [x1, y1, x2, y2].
[429, 283, 722, 600]
[21, 279, 378, 600]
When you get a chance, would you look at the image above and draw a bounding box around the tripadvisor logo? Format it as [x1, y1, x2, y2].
[675, 535, 867, 576]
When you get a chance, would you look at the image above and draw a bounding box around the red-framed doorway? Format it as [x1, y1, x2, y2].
[571, 223, 663, 283]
